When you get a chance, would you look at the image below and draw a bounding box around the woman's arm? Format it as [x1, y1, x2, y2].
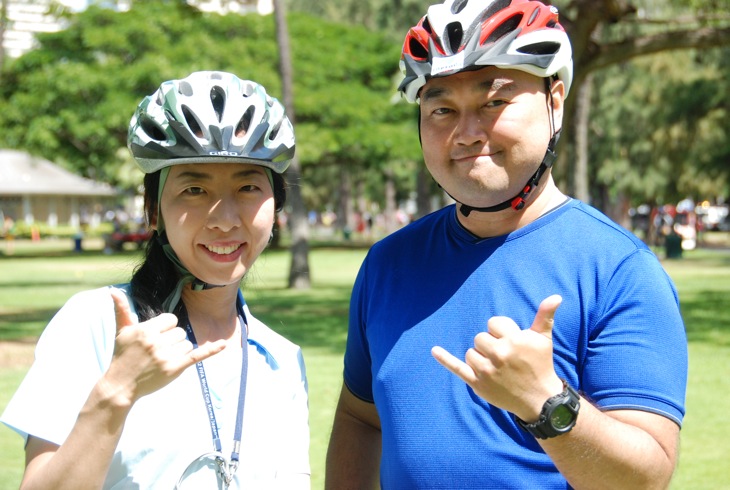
[19, 289, 226, 490]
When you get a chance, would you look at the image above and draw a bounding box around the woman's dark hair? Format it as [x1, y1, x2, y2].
[129, 168, 287, 321]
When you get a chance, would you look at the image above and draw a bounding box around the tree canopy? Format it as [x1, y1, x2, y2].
[1, 0, 728, 222]
[0, 1, 419, 214]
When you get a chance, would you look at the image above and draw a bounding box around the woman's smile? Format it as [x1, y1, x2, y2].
[200, 242, 246, 262]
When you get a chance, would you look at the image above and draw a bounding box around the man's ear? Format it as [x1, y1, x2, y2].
[549, 79, 566, 131]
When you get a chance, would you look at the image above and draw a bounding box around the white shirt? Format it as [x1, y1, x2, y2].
[1, 285, 310, 489]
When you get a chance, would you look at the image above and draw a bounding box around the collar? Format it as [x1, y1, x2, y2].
[239, 292, 280, 370]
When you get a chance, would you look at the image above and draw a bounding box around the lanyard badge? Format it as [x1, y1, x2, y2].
[175, 300, 249, 489]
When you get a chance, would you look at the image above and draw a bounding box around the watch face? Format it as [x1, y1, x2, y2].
[550, 404, 574, 429]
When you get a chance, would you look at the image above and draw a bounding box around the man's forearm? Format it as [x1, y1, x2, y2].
[539, 402, 679, 490]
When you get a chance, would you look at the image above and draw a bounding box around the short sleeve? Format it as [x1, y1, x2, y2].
[343, 258, 375, 402]
[583, 250, 687, 425]
[1, 287, 120, 444]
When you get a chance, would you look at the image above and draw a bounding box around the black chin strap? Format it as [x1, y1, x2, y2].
[458, 131, 559, 217]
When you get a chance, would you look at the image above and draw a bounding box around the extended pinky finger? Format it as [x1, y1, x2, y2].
[432, 346, 478, 385]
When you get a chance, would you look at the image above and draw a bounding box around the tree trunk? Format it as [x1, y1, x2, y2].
[573, 72, 593, 203]
[337, 164, 354, 239]
[0, 0, 7, 75]
[384, 168, 397, 234]
[273, 0, 311, 289]
[415, 162, 431, 219]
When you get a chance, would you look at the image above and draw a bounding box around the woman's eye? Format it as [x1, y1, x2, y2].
[184, 186, 205, 195]
[486, 99, 507, 108]
[240, 184, 259, 193]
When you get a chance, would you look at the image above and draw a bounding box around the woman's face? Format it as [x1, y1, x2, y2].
[157, 163, 275, 286]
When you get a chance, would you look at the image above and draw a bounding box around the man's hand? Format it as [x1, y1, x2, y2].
[101, 288, 227, 406]
[432, 295, 564, 421]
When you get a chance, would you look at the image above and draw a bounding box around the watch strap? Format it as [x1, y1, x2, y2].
[516, 380, 580, 439]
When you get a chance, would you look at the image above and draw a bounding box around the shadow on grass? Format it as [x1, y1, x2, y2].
[0, 280, 94, 290]
[0, 249, 142, 261]
[680, 290, 730, 346]
[0, 308, 58, 341]
[245, 287, 352, 354]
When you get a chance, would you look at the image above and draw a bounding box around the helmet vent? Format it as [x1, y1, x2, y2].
[409, 37, 429, 59]
[140, 117, 167, 141]
[422, 18, 433, 34]
[241, 82, 255, 97]
[269, 119, 281, 141]
[517, 41, 560, 55]
[182, 105, 204, 138]
[236, 106, 254, 138]
[483, 14, 522, 45]
[481, 0, 512, 23]
[178, 81, 194, 97]
[445, 22, 463, 53]
[451, 0, 468, 14]
[210, 86, 226, 123]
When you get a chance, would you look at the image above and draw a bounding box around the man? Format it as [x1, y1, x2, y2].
[325, 1, 688, 488]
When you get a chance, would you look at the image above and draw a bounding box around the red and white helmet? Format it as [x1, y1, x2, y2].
[398, 0, 573, 103]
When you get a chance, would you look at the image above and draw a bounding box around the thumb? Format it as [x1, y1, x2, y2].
[110, 287, 136, 334]
[530, 294, 562, 338]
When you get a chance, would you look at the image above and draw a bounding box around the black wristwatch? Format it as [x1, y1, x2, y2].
[516, 380, 580, 439]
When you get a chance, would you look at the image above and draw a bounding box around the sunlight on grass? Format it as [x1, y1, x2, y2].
[0, 241, 727, 489]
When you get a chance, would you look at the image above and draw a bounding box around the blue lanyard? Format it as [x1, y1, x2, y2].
[180, 300, 249, 484]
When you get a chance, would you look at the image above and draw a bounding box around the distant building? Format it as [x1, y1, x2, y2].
[1, 0, 271, 59]
[187, 0, 273, 15]
[0, 149, 118, 228]
[1, 1, 73, 59]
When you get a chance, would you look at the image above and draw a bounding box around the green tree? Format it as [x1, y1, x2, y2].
[0, 2, 413, 220]
[590, 47, 730, 213]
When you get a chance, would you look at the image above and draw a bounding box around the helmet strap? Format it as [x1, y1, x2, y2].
[156, 231, 225, 313]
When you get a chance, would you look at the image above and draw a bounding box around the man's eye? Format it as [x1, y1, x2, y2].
[240, 185, 259, 192]
[486, 100, 507, 108]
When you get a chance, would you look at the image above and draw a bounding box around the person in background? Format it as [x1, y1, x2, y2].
[326, 1, 687, 488]
[2, 71, 310, 489]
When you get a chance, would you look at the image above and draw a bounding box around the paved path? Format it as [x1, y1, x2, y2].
[0, 341, 34, 369]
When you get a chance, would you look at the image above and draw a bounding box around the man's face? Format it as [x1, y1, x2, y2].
[419, 67, 564, 209]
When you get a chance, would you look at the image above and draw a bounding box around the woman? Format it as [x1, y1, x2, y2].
[1, 71, 310, 489]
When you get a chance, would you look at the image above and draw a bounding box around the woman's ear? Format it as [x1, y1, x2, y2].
[149, 209, 158, 231]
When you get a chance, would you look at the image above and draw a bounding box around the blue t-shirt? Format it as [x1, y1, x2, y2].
[344, 199, 687, 489]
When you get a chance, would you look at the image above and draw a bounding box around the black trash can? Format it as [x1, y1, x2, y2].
[665, 230, 682, 259]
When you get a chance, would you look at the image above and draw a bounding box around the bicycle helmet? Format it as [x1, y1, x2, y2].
[128, 70, 295, 174]
[398, 0, 573, 103]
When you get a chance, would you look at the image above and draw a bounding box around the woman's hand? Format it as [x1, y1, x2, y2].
[101, 289, 227, 407]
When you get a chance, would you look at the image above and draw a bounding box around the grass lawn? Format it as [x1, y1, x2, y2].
[0, 238, 728, 489]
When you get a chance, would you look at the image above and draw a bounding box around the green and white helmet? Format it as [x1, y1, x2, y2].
[128, 71, 295, 174]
